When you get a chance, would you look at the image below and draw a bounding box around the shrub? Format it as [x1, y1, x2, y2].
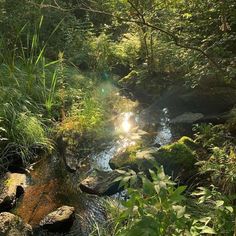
[108, 167, 235, 236]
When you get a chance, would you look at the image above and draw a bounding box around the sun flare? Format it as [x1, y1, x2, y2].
[121, 112, 133, 133]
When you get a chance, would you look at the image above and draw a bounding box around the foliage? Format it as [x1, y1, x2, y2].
[191, 186, 235, 235]
[193, 123, 236, 196]
[227, 108, 236, 134]
[197, 145, 236, 196]
[193, 124, 230, 149]
[108, 167, 235, 236]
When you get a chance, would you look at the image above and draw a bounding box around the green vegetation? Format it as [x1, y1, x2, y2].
[0, 0, 236, 235]
[106, 167, 235, 236]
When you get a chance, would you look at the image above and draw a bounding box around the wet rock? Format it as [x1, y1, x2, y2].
[170, 112, 204, 124]
[79, 170, 123, 196]
[0, 172, 26, 211]
[0, 212, 32, 236]
[39, 206, 75, 232]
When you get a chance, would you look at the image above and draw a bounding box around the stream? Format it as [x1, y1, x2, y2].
[13, 84, 190, 236]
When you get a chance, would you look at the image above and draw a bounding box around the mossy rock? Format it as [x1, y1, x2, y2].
[118, 70, 139, 87]
[109, 144, 141, 170]
[0, 172, 26, 211]
[109, 143, 156, 173]
[153, 136, 197, 181]
[110, 136, 197, 183]
[178, 136, 198, 149]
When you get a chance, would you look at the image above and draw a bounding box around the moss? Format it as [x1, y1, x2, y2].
[153, 137, 196, 180]
[118, 70, 139, 86]
[110, 136, 197, 182]
[4, 178, 13, 188]
[178, 136, 198, 149]
[109, 143, 141, 169]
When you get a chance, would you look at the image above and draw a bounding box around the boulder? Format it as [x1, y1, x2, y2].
[110, 136, 197, 183]
[0, 172, 26, 211]
[170, 112, 230, 125]
[0, 212, 32, 236]
[152, 136, 197, 182]
[39, 206, 75, 232]
[170, 112, 204, 124]
[157, 85, 236, 116]
[79, 170, 124, 196]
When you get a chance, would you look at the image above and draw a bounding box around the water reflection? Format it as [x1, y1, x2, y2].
[92, 112, 139, 171]
[154, 108, 172, 146]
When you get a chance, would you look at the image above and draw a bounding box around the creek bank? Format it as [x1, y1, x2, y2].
[0, 172, 26, 212]
[39, 206, 75, 232]
[0, 212, 32, 236]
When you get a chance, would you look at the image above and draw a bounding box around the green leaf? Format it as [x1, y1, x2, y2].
[225, 206, 234, 213]
[200, 226, 216, 234]
[215, 200, 224, 208]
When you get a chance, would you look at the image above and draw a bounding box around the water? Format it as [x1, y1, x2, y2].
[154, 108, 172, 146]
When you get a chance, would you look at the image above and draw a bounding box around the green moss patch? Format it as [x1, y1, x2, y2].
[153, 136, 197, 180]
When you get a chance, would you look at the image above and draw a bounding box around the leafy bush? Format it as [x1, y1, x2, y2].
[198, 146, 236, 195]
[108, 167, 235, 236]
[193, 124, 230, 149]
[227, 108, 236, 134]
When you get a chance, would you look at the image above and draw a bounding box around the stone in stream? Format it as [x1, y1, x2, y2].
[39, 206, 75, 232]
[155, 85, 236, 116]
[109, 144, 155, 172]
[0, 172, 26, 211]
[170, 112, 204, 124]
[79, 170, 124, 196]
[0, 212, 32, 236]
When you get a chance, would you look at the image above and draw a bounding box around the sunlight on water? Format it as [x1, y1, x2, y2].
[93, 112, 139, 171]
[119, 112, 135, 134]
[122, 113, 132, 133]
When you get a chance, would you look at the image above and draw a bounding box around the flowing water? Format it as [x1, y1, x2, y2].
[13, 85, 186, 235]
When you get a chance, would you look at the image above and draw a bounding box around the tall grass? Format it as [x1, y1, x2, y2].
[0, 16, 63, 168]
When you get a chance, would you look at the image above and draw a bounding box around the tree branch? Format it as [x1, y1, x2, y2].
[25, 0, 223, 73]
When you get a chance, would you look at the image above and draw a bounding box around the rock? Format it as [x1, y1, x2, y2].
[170, 112, 204, 124]
[157, 85, 236, 116]
[119, 70, 139, 88]
[109, 144, 155, 172]
[79, 170, 123, 196]
[0, 212, 32, 236]
[0, 172, 26, 211]
[39, 206, 75, 232]
[110, 136, 197, 183]
[152, 136, 197, 182]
